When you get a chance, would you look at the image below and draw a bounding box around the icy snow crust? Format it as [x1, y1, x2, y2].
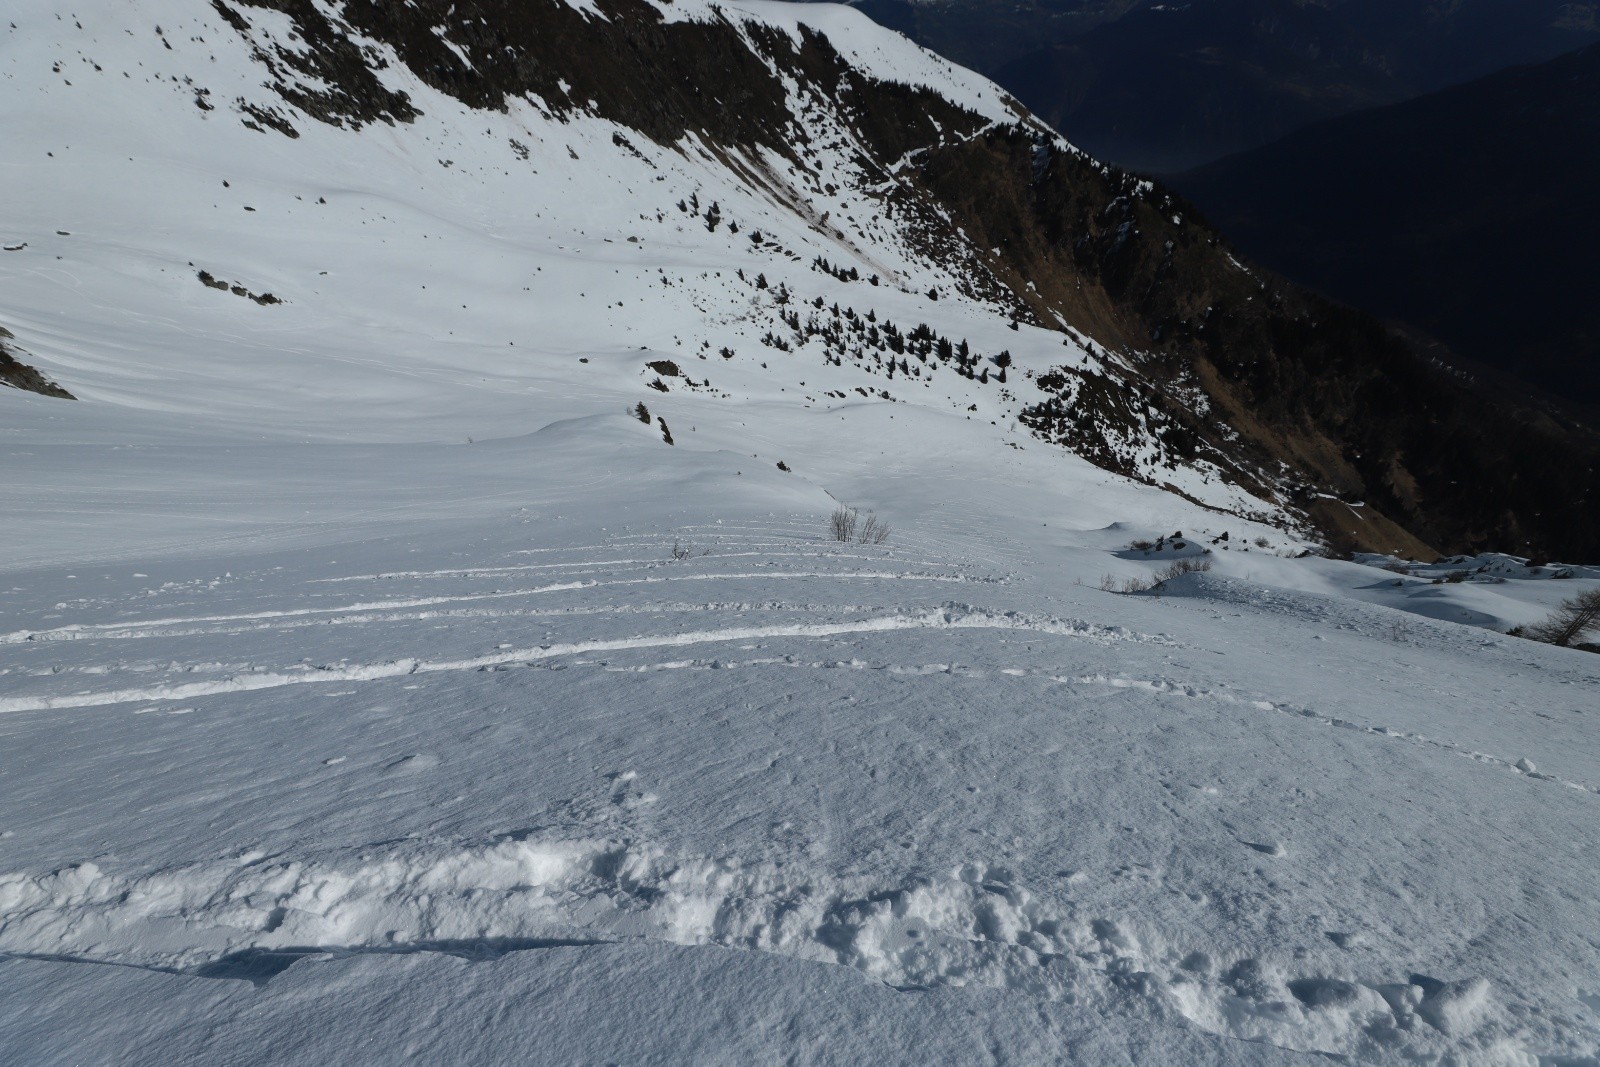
[2, 1, 1599, 1063]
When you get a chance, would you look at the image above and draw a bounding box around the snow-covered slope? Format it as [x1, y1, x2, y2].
[2, 2, 1599, 1063]
[0, 0, 1302, 536]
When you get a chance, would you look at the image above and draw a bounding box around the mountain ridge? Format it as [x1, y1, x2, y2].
[5, 0, 1598, 560]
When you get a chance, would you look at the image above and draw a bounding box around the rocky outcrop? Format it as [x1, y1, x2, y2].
[0, 328, 73, 400]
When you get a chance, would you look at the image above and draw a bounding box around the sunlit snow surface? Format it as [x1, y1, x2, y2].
[2, 2, 1599, 1063]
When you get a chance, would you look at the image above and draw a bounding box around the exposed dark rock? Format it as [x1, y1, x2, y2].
[198, 270, 283, 306]
[0, 328, 74, 399]
[212, 0, 420, 131]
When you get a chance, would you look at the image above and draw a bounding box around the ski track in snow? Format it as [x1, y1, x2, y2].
[0, 568, 997, 647]
[0, 529, 1055, 718]
[4, 528, 1590, 816]
[312, 549, 964, 582]
[0, 606, 1143, 714]
[3, 600, 892, 648]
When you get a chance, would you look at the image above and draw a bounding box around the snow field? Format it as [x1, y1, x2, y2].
[2, 0, 1599, 1063]
[2, 498, 1598, 1063]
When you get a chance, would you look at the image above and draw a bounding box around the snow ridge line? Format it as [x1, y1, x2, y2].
[317, 551, 961, 580]
[0, 832, 1515, 1062]
[0, 605, 1144, 713]
[0, 570, 987, 644]
[4, 600, 894, 645]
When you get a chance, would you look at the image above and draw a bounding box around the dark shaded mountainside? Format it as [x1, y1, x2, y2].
[1172, 42, 1600, 419]
[42, 0, 1600, 560]
[857, 0, 1600, 172]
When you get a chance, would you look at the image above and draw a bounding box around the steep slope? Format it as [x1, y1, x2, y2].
[6, 0, 1599, 559]
[1173, 43, 1600, 417]
[3, 3, 1600, 1064]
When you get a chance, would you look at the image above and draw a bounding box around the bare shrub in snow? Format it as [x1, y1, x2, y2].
[670, 539, 693, 561]
[1524, 588, 1600, 648]
[1154, 556, 1212, 585]
[830, 506, 858, 542]
[828, 506, 891, 545]
[1100, 573, 1161, 594]
[858, 512, 891, 545]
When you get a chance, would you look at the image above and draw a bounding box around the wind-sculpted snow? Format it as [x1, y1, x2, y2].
[2, 516, 1598, 1063]
[0, 829, 1525, 1059]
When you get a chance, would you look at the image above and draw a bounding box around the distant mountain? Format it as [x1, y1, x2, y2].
[855, 0, 1600, 172]
[994, 0, 1408, 172]
[1171, 42, 1600, 415]
[851, 0, 1137, 74]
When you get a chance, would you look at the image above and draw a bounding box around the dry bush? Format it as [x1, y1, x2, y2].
[859, 512, 891, 545]
[830, 506, 858, 542]
[829, 506, 891, 545]
[1524, 588, 1600, 648]
[1154, 557, 1212, 584]
[1099, 573, 1158, 594]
